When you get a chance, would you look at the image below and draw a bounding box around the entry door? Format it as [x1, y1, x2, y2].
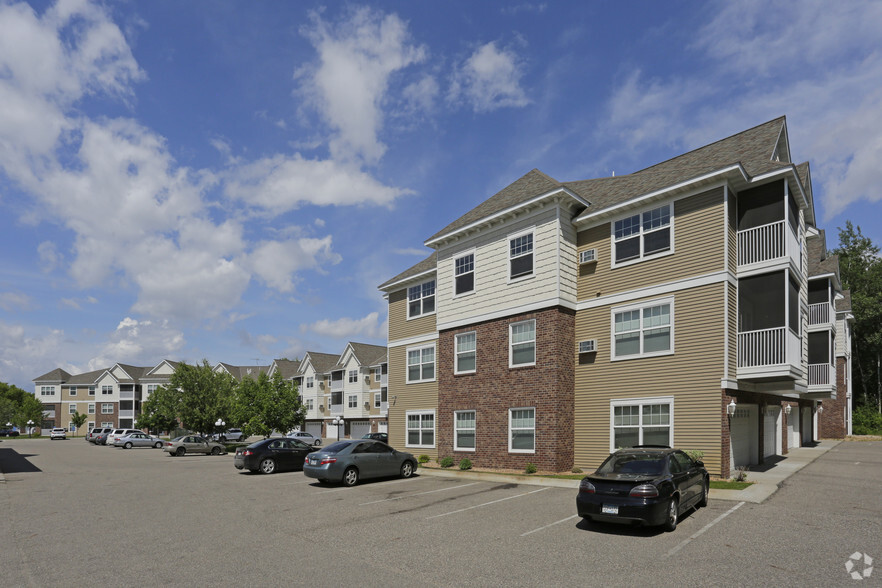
[763, 406, 781, 458]
[802, 407, 813, 445]
[730, 404, 758, 470]
[788, 408, 801, 448]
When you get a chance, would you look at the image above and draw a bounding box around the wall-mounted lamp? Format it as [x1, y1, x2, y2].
[817, 405, 824, 415]
[784, 405, 792, 415]
[726, 400, 737, 416]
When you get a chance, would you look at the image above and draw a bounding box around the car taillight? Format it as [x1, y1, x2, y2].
[579, 479, 596, 494]
[165, 442, 172, 446]
[629, 484, 659, 498]
[320, 457, 336, 465]
[243, 450, 253, 456]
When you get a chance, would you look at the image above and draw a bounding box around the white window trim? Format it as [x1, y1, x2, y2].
[508, 407, 536, 454]
[88, 386, 95, 396]
[453, 249, 476, 298]
[101, 385, 113, 395]
[69, 387, 77, 396]
[406, 279, 437, 320]
[40, 386, 55, 396]
[88, 403, 95, 414]
[610, 203, 675, 268]
[306, 376, 314, 389]
[406, 343, 436, 384]
[101, 403, 114, 414]
[374, 393, 381, 408]
[69, 404, 77, 414]
[609, 396, 674, 452]
[509, 319, 537, 368]
[454, 331, 477, 375]
[508, 228, 536, 283]
[454, 410, 476, 452]
[610, 296, 675, 361]
[348, 395, 358, 408]
[405, 410, 436, 449]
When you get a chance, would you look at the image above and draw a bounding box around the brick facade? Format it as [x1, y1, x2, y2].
[818, 356, 848, 438]
[436, 307, 575, 472]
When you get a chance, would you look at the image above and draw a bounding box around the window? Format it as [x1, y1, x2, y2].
[611, 398, 673, 450]
[613, 204, 671, 264]
[454, 252, 475, 295]
[40, 386, 55, 396]
[509, 408, 535, 452]
[69, 404, 77, 414]
[510, 320, 536, 367]
[455, 332, 476, 374]
[146, 385, 158, 397]
[374, 393, 381, 408]
[348, 370, 358, 383]
[613, 299, 673, 359]
[306, 376, 314, 388]
[69, 386, 77, 396]
[101, 385, 113, 395]
[87, 421, 94, 430]
[88, 403, 95, 414]
[306, 399, 314, 410]
[348, 395, 358, 408]
[101, 403, 113, 414]
[381, 387, 387, 403]
[509, 232, 534, 279]
[407, 344, 435, 383]
[101, 421, 113, 428]
[406, 411, 435, 447]
[88, 386, 95, 396]
[454, 410, 476, 451]
[408, 280, 436, 318]
[372, 367, 381, 382]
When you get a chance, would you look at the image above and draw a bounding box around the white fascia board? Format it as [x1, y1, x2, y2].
[388, 332, 439, 349]
[379, 267, 437, 293]
[576, 271, 730, 311]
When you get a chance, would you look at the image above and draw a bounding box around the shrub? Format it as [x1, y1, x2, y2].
[571, 467, 583, 474]
[524, 462, 537, 474]
[458, 458, 472, 470]
[733, 465, 749, 482]
[853, 405, 882, 435]
[685, 450, 705, 462]
[418, 454, 430, 464]
[439, 456, 454, 468]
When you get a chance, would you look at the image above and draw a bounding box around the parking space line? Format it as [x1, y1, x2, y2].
[359, 482, 479, 505]
[520, 514, 580, 537]
[426, 487, 550, 519]
[666, 501, 745, 557]
[310, 477, 421, 493]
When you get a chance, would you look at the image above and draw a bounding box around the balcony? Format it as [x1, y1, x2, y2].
[808, 302, 835, 331]
[119, 409, 134, 418]
[737, 220, 801, 271]
[330, 380, 343, 393]
[120, 390, 134, 400]
[329, 403, 343, 417]
[807, 363, 837, 398]
[737, 326, 803, 380]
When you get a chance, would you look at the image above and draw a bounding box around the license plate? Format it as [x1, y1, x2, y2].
[309, 459, 318, 465]
[601, 505, 618, 515]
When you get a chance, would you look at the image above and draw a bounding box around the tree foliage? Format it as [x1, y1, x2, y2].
[232, 370, 304, 438]
[70, 412, 88, 435]
[0, 381, 45, 430]
[137, 384, 181, 434]
[165, 360, 236, 436]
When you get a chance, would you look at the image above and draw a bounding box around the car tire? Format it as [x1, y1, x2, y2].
[154, 442, 163, 449]
[259, 458, 276, 474]
[211, 446, 222, 456]
[663, 497, 679, 532]
[124, 442, 133, 449]
[343, 467, 359, 487]
[314, 439, 322, 446]
[175, 447, 186, 456]
[400, 461, 414, 479]
[698, 478, 709, 508]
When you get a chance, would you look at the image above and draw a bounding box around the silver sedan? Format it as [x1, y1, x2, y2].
[114, 432, 164, 449]
[303, 439, 417, 486]
[163, 435, 225, 456]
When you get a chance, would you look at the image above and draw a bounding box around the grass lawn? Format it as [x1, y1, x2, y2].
[710, 480, 753, 490]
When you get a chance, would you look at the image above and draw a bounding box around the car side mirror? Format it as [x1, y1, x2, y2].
[695, 460, 704, 468]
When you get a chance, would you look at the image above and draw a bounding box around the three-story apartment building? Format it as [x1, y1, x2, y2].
[380, 117, 851, 478]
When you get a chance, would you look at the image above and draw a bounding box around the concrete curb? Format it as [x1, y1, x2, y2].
[419, 467, 580, 489]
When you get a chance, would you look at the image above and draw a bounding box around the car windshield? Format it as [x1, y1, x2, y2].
[322, 441, 351, 454]
[597, 453, 666, 475]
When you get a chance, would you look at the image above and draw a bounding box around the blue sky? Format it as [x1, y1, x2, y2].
[1, 0, 881, 391]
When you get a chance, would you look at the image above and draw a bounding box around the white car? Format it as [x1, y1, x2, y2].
[287, 430, 322, 446]
[106, 428, 142, 445]
[49, 427, 67, 440]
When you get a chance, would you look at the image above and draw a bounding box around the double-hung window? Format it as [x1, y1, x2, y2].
[306, 376, 314, 389]
[613, 204, 671, 264]
[454, 252, 475, 295]
[69, 404, 77, 414]
[407, 344, 435, 383]
[455, 332, 476, 374]
[40, 386, 54, 396]
[612, 299, 673, 359]
[509, 231, 534, 279]
[374, 393, 381, 408]
[372, 368, 382, 382]
[69, 387, 77, 396]
[406, 411, 435, 447]
[88, 403, 95, 414]
[101, 403, 113, 414]
[306, 399, 314, 410]
[509, 408, 535, 452]
[88, 386, 95, 396]
[510, 320, 536, 367]
[454, 410, 476, 451]
[611, 398, 673, 450]
[348, 395, 357, 408]
[348, 370, 358, 383]
[101, 385, 113, 395]
[408, 280, 436, 318]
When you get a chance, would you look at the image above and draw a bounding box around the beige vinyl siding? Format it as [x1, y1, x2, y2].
[559, 217, 578, 305]
[574, 282, 727, 476]
[727, 281, 737, 379]
[387, 343, 439, 459]
[726, 185, 737, 274]
[387, 287, 437, 342]
[576, 188, 726, 300]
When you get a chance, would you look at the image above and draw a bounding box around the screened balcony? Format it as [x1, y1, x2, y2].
[807, 279, 835, 330]
[736, 180, 802, 272]
[807, 331, 835, 396]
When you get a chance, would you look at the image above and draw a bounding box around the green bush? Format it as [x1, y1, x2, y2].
[439, 456, 454, 468]
[418, 454, 430, 464]
[685, 449, 705, 462]
[524, 462, 537, 474]
[571, 467, 583, 474]
[458, 458, 472, 470]
[853, 405, 882, 435]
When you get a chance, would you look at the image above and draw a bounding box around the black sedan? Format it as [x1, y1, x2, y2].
[361, 432, 388, 443]
[576, 447, 709, 531]
[234, 438, 318, 474]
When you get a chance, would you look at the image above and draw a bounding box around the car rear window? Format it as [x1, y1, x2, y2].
[322, 441, 351, 454]
[598, 453, 666, 475]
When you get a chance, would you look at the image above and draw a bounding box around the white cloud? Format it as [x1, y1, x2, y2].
[301, 312, 386, 339]
[0, 291, 33, 311]
[0, 321, 67, 389]
[87, 316, 184, 370]
[248, 236, 342, 293]
[449, 41, 530, 112]
[37, 241, 62, 273]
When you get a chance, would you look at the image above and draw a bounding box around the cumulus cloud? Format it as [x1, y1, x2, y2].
[248, 237, 342, 293]
[0, 291, 33, 312]
[0, 321, 68, 388]
[87, 316, 185, 370]
[449, 41, 530, 112]
[301, 312, 387, 339]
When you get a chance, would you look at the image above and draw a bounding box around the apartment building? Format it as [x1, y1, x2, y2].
[380, 117, 851, 478]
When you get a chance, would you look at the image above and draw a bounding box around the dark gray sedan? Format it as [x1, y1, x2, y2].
[303, 439, 417, 486]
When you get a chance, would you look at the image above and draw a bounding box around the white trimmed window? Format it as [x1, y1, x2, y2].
[406, 411, 435, 448]
[509, 408, 535, 453]
[306, 376, 314, 389]
[374, 393, 381, 408]
[407, 344, 436, 383]
[101, 385, 113, 395]
[454, 252, 475, 295]
[613, 204, 672, 264]
[101, 403, 113, 414]
[87, 421, 94, 430]
[455, 332, 476, 374]
[69, 404, 77, 414]
[69, 386, 77, 396]
[306, 399, 314, 410]
[408, 280, 436, 318]
[611, 397, 673, 450]
[101, 421, 113, 428]
[88, 403, 95, 414]
[88, 386, 95, 396]
[348, 370, 358, 383]
[454, 410, 476, 451]
[372, 368, 381, 382]
[146, 385, 158, 397]
[509, 231, 534, 279]
[348, 395, 357, 408]
[40, 386, 55, 396]
[510, 320, 536, 367]
[612, 298, 673, 359]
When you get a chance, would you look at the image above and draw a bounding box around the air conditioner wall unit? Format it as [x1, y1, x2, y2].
[579, 249, 597, 264]
[578, 339, 598, 353]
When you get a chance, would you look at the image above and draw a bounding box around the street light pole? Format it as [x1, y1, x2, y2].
[27, 420, 34, 438]
[331, 416, 344, 440]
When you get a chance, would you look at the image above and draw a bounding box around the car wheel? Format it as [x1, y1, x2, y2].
[124, 442, 133, 449]
[211, 446, 222, 456]
[175, 447, 186, 456]
[314, 439, 322, 446]
[259, 458, 276, 474]
[154, 441, 163, 449]
[342, 467, 359, 487]
[663, 497, 679, 532]
[698, 478, 709, 508]
[400, 461, 414, 479]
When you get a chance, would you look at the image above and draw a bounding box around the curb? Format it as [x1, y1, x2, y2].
[419, 467, 581, 489]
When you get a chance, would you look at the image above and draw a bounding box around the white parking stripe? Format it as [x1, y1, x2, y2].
[666, 501, 745, 557]
[426, 487, 550, 519]
[360, 482, 479, 505]
[520, 514, 580, 536]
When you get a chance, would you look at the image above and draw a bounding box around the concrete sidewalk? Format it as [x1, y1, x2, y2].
[418, 439, 842, 504]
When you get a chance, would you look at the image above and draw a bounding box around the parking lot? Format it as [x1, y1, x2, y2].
[2, 438, 880, 586]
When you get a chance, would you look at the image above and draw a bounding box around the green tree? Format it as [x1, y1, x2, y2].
[70, 412, 88, 436]
[232, 371, 304, 438]
[167, 360, 236, 436]
[137, 384, 181, 434]
[0, 382, 45, 432]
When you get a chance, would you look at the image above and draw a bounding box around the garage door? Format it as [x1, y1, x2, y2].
[305, 422, 322, 439]
[326, 421, 338, 440]
[763, 406, 781, 458]
[731, 404, 758, 471]
[350, 420, 370, 439]
[787, 407, 800, 448]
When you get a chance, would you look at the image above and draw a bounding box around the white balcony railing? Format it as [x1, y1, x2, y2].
[119, 390, 134, 400]
[737, 220, 800, 268]
[119, 409, 134, 418]
[808, 363, 835, 386]
[738, 326, 801, 369]
[808, 302, 833, 326]
[330, 404, 343, 416]
[330, 380, 343, 393]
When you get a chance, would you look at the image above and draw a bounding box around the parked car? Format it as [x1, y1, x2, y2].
[106, 428, 143, 445]
[303, 439, 417, 486]
[0, 428, 20, 437]
[211, 428, 246, 443]
[287, 430, 322, 446]
[49, 427, 67, 440]
[163, 435, 225, 456]
[114, 432, 164, 449]
[576, 447, 709, 532]
[361, 432, 388, 443]
[234, 438, 318, 474]
[94, 431, 111, 445]
[87, 427, 113, 443]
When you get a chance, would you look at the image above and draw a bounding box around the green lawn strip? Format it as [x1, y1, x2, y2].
[710, 480, 753, 490]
